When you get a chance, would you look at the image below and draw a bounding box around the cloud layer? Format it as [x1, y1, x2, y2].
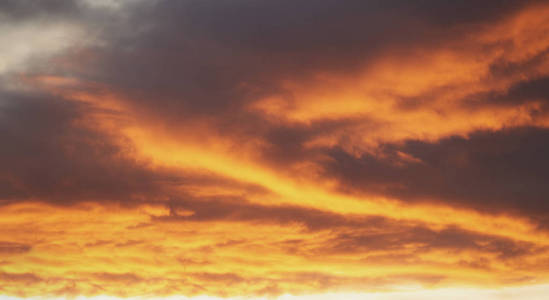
[1, 0, 549, 298]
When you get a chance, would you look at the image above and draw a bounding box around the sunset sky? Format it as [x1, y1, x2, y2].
[2, 0, 549, 299]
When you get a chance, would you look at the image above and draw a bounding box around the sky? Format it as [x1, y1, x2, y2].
[1, 0, 549, 299]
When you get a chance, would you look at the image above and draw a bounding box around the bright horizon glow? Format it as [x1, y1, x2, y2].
[3, 284, 549, 300]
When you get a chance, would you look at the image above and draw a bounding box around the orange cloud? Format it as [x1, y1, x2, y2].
[3, 0, 549, 298]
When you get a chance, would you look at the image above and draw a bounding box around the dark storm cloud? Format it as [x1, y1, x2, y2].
[42, 0, 548, 182]
[1, 0, 547, 224]
[502, 76, 549, 104]
[258, 118, 362, 166]
[25, 0, 548, 180]
[0, 87, 267, 206]
[467, 75, 549, 110]
[324, 127, 549, 225]
[57, 0, 542, 120]
[0, 88, 160, 204]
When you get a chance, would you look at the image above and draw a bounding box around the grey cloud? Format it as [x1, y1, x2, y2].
[0, 87, 268, 206]
[324, 127, 549, 226]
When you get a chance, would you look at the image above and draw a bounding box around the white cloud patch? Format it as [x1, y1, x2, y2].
[0, 20, 85, 74]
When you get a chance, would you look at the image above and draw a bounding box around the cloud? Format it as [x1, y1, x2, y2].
[0, 88, 160, 204]
[323, 127, 549, 225]
[2, 0, 549, 298]
[51, 0, 547, 124]
[158, 196, 393, 231]
[0, 85, 270, 206]
[0, 242, 31, 254]
[323, 226, 537, 260]
[0, 272, 41, 284]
